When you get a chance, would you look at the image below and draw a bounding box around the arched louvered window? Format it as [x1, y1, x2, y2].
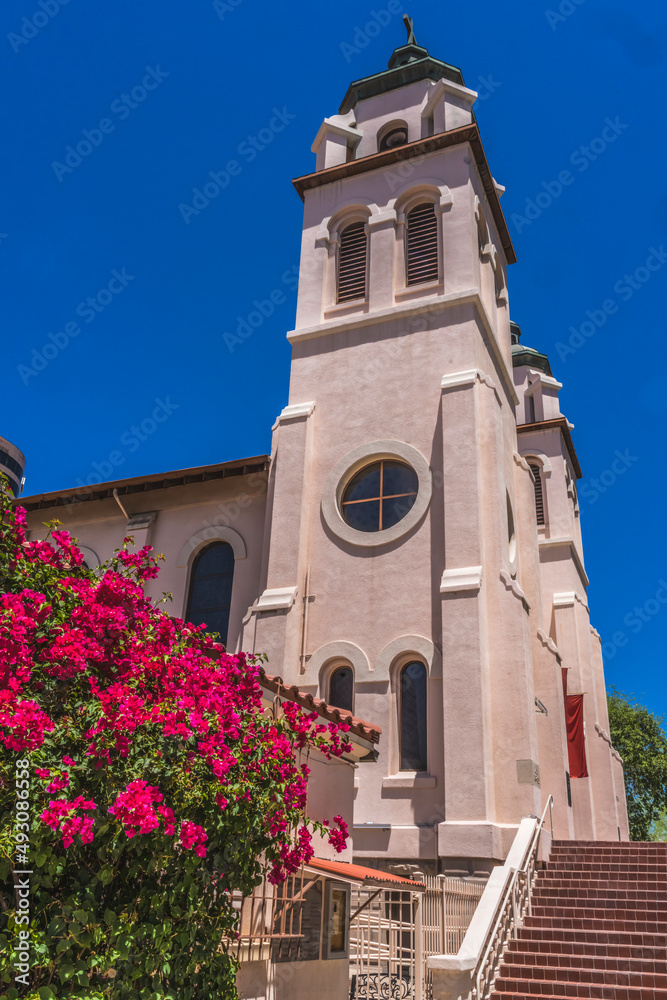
[329, 666, 354, 712]
[529, 464, 545, 526]
[400, 661, 427, 771]
[185, 542, 235, 645]
[337, 221, 367, 303]
[406, 203, 439, 285]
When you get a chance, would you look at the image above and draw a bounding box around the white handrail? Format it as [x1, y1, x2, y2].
[428, 796, 553, 1000]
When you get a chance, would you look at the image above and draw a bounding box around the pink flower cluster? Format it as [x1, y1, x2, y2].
[109, 780, 171, 838]
[41, 796, 96, 848]
[0, 488, 351, 879]
[327, 814, 349, 854]
[180, 821, 208, 857]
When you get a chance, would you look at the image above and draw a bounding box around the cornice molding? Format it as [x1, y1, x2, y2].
[293, 123, 517, 266]
[287, 289, 519, 407]
[516, 416, 582, 479]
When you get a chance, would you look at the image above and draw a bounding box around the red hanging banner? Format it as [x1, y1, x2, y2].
[565, 694, 589, 778]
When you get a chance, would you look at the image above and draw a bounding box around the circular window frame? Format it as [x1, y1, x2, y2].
[322, 440, 432, 547]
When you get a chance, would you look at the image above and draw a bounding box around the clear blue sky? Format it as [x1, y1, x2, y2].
[2, 1, 666, 717]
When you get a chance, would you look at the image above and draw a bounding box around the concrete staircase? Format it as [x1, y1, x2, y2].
[492, 840, 667, 1000]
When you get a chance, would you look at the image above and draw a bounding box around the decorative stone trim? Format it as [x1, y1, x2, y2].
[321, 439, 432, 548]
[255, 586, 298, 612]
[307, 640, 372, 687]
[382, 773, 437, 789]
[513, 452, 532, 472]
[274, 400, 316, 426]
[441, 368, 502, 407]
[367, 209, 398, 229]
[499, 570, 530, 611]
[376, 635, 442, 680]
[590, 625, 601, 640]
[177, 525, 247, 566]
[440, 566, 483, 594]
[553, 590, 589, 612]
[519, 450, 553, 476]
[536, 628, 561, 662]
[595, 724, 624, 764]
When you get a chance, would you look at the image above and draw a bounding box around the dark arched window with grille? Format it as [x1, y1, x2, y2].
[185, 542, 235, 645]
[406, 203, 438, 285]
[329, 666, 354, 712]
[529, 464, 545, 526]
[400, 661, 427, 770]
[337, 221, 367, 302]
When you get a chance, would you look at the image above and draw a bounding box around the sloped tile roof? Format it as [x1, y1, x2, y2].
[259, 669, 381, 745]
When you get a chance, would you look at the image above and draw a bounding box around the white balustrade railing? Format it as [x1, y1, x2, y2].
[427, 796, 553, 1000]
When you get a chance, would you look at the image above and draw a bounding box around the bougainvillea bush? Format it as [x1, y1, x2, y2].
[0, 483, 350, 1000]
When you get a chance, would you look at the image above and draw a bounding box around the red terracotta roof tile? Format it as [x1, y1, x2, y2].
[259, 669, 381, 744]
[305, 857, 425, 890]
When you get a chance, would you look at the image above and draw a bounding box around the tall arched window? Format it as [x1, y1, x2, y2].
[185, 542, 235, 645]
[400, 661, 427, 771]
[337, 221, 367, 302]
[329, 666, 354, 712]
[406, 203, 438, 285]
[529, 464, 545, 526]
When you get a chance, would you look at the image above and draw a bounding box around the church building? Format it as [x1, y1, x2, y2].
[21, 22, 629, 876]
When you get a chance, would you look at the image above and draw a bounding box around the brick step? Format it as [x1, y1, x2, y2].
[524, 915, 666, 933]
[548, 856, 667, 866]
[493, 975, 667, 998]
[516, 927, 667, 948]
[549, 851, 667, 865]
[547, 862, 667, 872]
[536, 880, 667, 894]
[549, 847, 667, 855]
[503, 952, 667, 974]
[530, 904, 667, 920]
[546, 854, 667, 872]
[532, 888, 667, 905]
[538, 882, 667, 895]
[548, 858, 667, 868]
[541, 874, 667, 887]
[510, 940, 667, 961]
[540, 862, 667, 884]
[499, 961, 667, 988]
[552, 841, 667, 848]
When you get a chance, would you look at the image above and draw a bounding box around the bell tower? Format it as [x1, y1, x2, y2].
[241, 23, 628, 868]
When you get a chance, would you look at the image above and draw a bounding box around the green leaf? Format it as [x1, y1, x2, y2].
[104, 908, 116, 926]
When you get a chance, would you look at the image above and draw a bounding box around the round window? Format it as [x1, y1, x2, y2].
[379, 126, 408, 151]
[340, 460, 418, 533]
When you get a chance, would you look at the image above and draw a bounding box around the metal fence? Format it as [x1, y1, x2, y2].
[349, 875, 486, 999]
[226, 871, 314, 963]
